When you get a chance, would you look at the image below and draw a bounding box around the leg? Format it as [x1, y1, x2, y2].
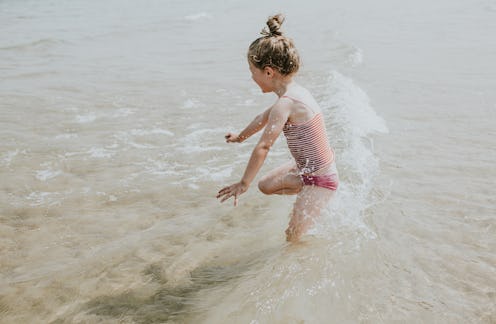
[285, 186, 335, 242]
[258, 161, 303, 195]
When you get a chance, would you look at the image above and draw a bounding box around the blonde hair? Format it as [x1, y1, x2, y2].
[247, 14, 300, 76]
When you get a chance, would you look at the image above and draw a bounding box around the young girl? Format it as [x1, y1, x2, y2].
[216, 14, 338, 242]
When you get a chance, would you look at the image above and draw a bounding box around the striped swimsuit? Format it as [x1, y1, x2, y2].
[282, 96, 338, 191]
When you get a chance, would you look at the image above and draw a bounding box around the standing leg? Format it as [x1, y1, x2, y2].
[285, 185, 335, 242]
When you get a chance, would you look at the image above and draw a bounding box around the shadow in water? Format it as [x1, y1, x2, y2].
[77, 250, 275, 323]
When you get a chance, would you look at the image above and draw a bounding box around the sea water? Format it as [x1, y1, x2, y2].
[1, 0, 495, 323]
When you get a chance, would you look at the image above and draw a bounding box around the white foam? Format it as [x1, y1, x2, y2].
[193, 166, 233, 182]
[128, 142, 156, 149]
[188, 184, 200, 190]
[75, 113, 97, 124]
[130, 128, 174, 136]
[177, 145, 224, 153]
[113, 131, 158, 149]
[177, 127, 226, 153]
[36, 169, 61, 181]
[26, 191, 61, 206]
[241, 99, 255, 106]
[87, 147, 114, 158]
[324, 71, 388, 136]
[135, 159, 178, 177]
[95, 192, 124, 203]
[62, 106, 79, 113]
[54, 133, 78, 140]
[184, 12, 212, 21]
[314, 71, 388, 236]
[64, 151, 83, 157]
[112, 108, 135, 117]
[182, 98, 201, 109]
[183, 128, 224, 142]
[186, 122, 205, 130]
[1, 149, 20, 166]
[346, 47, 363, 67]
[209, 166, 233, 181]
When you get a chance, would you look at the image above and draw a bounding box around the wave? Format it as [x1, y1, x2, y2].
[316, 70, 389, 236]
[184, 12, 212, 21]
[0, 38, 66, 51]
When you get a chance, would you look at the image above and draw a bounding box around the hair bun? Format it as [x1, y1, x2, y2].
[261, 14, 285, 37]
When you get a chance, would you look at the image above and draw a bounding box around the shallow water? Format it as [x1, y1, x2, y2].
[1, 0, 495, 323]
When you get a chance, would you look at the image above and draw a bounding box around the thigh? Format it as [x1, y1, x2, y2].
[291, 186, 335, 224]
[258, 160, 302, 194]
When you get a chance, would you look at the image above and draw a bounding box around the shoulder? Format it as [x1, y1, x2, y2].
[265, 97, 292, 123]
[272, 96, 294, 113]
[282, 89, 321, 114]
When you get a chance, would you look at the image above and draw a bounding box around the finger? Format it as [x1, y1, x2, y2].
[218, 186, 228, 193]
[217, 189, 230, 198]
[220, 194, 232, 203]
[217, 188, 230, 199]
[217, 187, 230, 196]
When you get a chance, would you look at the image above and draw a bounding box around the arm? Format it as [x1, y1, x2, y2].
[217, 101, 291, 206]
[239, 104, 289, 186]
[225, 107, 271, 143]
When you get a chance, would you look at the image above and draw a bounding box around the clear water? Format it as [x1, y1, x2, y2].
[1, 0, 495, 323]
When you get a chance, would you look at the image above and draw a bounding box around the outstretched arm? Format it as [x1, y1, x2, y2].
[225, 107, 272, 143]
[217, 101, 290, 206]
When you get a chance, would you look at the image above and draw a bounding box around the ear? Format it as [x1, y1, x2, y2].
[264, 66, 275, 78]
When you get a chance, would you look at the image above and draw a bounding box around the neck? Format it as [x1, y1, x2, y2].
[273, 77, 295, 97]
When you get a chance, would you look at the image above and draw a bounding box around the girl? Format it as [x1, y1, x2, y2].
[216, 14, 338, 242]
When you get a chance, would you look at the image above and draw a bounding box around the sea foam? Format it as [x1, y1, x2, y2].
[316, 71, 388, 236]
[184, 12, 212, 21]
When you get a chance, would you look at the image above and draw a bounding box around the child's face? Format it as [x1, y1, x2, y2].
[249, 62, 272, 93]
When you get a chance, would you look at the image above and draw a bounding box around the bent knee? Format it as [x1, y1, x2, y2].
[258, 180, 272, 195]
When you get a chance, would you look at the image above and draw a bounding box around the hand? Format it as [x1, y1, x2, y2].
[216, 182, 248, 206]
[225, 132, 240, 143]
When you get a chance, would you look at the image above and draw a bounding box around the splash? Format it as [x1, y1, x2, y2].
[316, 71, 389, 237]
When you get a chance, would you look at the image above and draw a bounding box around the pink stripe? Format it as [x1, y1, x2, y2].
[283, 113, 334, 173]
